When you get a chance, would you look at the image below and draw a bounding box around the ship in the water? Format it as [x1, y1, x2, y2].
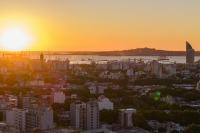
[157, 56, 169, 60]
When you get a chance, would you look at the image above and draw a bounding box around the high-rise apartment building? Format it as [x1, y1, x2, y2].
[186, 41, 194, 64]
[151, 60, 162, 78]
[86, 98, 100, 130]
[5, 108, 27, 131]
[51, 60, 70, 71]
[70, 99, 100, 131]
[5, 104, 53, 131]
[118, 108, 136, 128]
[26, 104, 53, 130]
[70, 101, 87, 130]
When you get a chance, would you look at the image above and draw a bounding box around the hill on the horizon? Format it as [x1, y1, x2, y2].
[69, 47, 200, 56]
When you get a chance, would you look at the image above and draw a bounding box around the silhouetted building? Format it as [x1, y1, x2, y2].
[186, 41, 194, 63]
[40, 53, 44, 68]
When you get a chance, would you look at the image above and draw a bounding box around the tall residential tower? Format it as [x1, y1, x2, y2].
[186, 41, 194, 63]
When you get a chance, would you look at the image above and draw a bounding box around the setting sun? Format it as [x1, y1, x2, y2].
[0, 27, 31, 50]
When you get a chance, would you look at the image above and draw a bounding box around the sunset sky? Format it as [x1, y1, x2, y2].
[0, 0, 199, 51]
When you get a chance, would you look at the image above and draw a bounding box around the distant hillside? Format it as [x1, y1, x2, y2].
[69, 48, 200, 56]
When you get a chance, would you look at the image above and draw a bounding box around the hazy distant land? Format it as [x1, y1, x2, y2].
[66, 48, 200, 56]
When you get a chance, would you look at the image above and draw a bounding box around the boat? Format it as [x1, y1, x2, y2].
[157, 56, 169, 60]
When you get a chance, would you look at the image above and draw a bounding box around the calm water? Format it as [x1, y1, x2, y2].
[1, 51, 200, 64]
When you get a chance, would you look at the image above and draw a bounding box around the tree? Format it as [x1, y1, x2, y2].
[76, 88, 90, 97]
[169, 103, 181, 111]
[132, 113, 146, 127]
[140, 110, 171, 122]
[170, 130, 179, 133]
[183, 92, 200, 102]
[184, 124, 200, 133]
[51, 103, 63, 110]
[63, 98, 76, 111]
[53, 111, 60, 123]
[131, 112, 153, 131]
[46, 96, 51, 102]
[0, 112, 3, 121]
[158, 127, 166, 133]
[100, 109, 118, 124]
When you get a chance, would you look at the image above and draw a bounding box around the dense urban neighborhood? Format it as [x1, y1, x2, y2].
[0, 43, 200, 133]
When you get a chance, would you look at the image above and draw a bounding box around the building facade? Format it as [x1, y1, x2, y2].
[51, 89, 65, 103]
[118, 108, 136, 128]
[26, 104, 53, 130]
[86, 99, 100, 130]
[5, 108, 27, 131]
[98, 95, 113, 110]
[70, 99, 100, 131]
[70, 101, 87, 130]
[186, 41, 194, 64]
[18, 92, 31, 110]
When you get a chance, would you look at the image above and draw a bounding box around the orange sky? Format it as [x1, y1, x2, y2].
[0, 0, 199, 51]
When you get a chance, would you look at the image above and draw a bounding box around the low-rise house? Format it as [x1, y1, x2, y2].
[135, 71, 146, 76]
[162, 95, 176, 104]
[96, 64, 108, 69]
[147, 120, 186, 133]
[99, 71, 124, 79]
[71, 94, 77, 99]
[90, 83, 107, 94]
[25, 80, 44, 87]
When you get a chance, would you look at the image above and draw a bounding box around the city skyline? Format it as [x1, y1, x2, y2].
[0, 0, 199, 51]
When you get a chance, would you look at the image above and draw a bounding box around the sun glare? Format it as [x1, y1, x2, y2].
[0, 27, 31, 50]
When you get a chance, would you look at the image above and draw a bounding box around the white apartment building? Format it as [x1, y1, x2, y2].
[5, 108, 27, 131]
[52, 60, 69, 71]
[98, 95, 113, 110]
[70, 101, 87, 130]
[87, 99, 100, 130]
[99, 71, 123, 79]
[127, 69, 133, 76]
[135, 71, 146, 76]
[96, 64, 107, 69]
[118, 108, 136, 128]
[51, 89, 65, 103]
[26, 80, 44, 87]
[71, 94, 78, 99]
[90, 83, 107, 94]
[70, 99, 100, 131]
[112, 64, 121, 70]
[26, 104, 54, 130]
